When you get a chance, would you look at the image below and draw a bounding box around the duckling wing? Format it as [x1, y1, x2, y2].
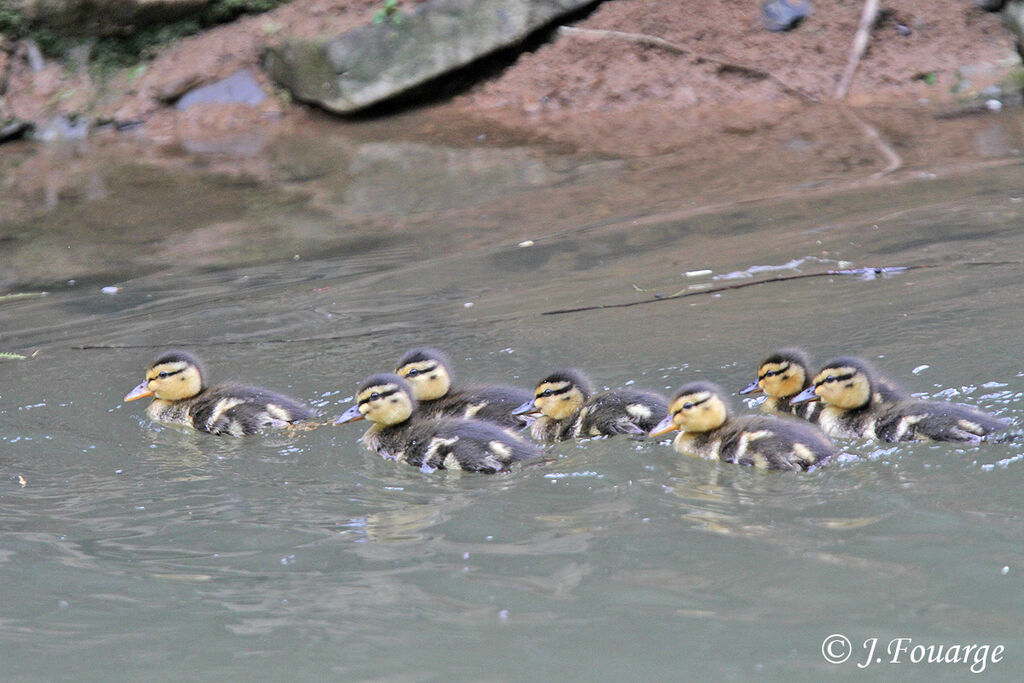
[583, 390, 669, 436]
[878, 401, 1007, 443]
[725, 416, 835, 471]
[437, 384, 533, 428]
[191, 384, 316, 435]
[406, 419, 539, 473]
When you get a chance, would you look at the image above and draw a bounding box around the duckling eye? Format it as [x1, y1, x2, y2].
[539, 389, 553, 398]
[682, 402, 694, 410]
[158, 371, 169, 378]
[369, 392, 381, 401]
[405, 369, 420, 377]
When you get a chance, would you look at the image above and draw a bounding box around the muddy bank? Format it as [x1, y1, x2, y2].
[1, 0, 1021, 157]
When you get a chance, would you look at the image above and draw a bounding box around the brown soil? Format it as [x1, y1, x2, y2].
[1, 0, 1020, 159]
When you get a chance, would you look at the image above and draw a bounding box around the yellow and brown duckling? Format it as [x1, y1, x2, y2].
[650, 381, 834, 471]
[740, 347, 906, 423]
[395, 347, 531, 428]
[739, 347, 823, 422]
[335, 373, 538, 473]
[513, 368, 668, 442]
[124, 350, 315, 435]
[791, 356, 1008, 442]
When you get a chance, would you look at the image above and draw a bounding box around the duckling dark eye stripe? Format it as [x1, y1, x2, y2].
[152, 367, 185, 379]
[536, 385, 571, 399]
[815, 372, 855, 387]
[758, 363, 789, 381]
[677, 396, 710, 412]
[358, 388, 398, 405]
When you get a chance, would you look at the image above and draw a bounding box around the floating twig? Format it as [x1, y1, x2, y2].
[541, 261, 1020, 316]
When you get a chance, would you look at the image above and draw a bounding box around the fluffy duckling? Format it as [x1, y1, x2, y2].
[739, 347, 823, 422]
[124, 350, 315, 435]
[740, 347, 907, 423]
[335, 373, 538, 473]
[394, 347, 531, 428]
[513, 368, 668, 442]
[650, 381, 834, 471]
[791, 356, 1007, 442]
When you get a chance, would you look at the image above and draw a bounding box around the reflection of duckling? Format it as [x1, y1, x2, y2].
[124, 350, 315, 435]
[395, 347, 531, 428]
[791, 356, 1007, 442]
[335, 373, 538, 473]
[651, 381, 834, 471]
[514, 369, 668, 441]
[740, 347, 906, 423]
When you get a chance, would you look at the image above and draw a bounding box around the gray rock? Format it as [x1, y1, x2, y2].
[1004, 0, 1024, 43]
[175, 69, 267, 110]
[976, 0, 1007, 11]
[264, 0, 598, 115]
[762, 0, 810, 32]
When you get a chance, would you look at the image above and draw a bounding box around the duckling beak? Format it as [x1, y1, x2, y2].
[738, 380, 762, 395]
[511, 399, 540, 416]
[649, 414, 679, 438]
[124, 381, 154, 402]
[790, 385, 820, 404]
[334, 404, 365, 425]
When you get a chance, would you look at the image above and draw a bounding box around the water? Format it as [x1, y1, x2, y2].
[2, 112, 1024, 681]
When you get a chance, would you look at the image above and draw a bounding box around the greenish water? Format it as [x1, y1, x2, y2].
[2, 122, 1024, 681]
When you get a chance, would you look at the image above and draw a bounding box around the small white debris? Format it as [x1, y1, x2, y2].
[912, 365, 930, 375]
[101, 286, 121, 295]
[986, 99, 1002, 112]
[1002, 566, 1010, 575]
[517, 240, 535, 248]
[18, 475, 26, 487]
[463, 302, 474, 308]
[498, 609, 509, 620]
[685, 269, 712, 277]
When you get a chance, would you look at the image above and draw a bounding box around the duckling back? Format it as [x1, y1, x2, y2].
[678, 415, 834, 471]
[420, 384, 532, 428]
[182, 384, 316, 436]
[578, 389, 668, 437]
[372, 417, 538, 473]
[872, 399, 1006, 443]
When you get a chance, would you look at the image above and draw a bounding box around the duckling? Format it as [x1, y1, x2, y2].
[739, 347, 823, 422]
[513, 368, 668, 442]
[124, 350, 315, 435]
[650, 381, 834, 471]
[790, 356, 1007, 442]
[335, 373, 538, 473]
[740, 347, 907, 423]
[394, 347, 531, 428]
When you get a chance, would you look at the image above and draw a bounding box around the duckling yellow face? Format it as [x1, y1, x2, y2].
[395, 358, 451, 401]
[755, 359, 806, 399]
[352, 380, 415, 426]
[531, 379, 586, 420]
[810, 365, 872, 409]
[667, 389, 728, 433]
[124, 353, 204, 403]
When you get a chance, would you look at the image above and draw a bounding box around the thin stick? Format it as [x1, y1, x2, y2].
[834, 0, 879, 100]
[541, 261, 1020, 317]
[558, 25, 818, 102]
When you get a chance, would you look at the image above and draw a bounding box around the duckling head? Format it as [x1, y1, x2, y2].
[514, 368, 591, 420]
[335, 373, 416, 427]
[791, 356, 874, 409]
[651, 381, 729, 435]
[124, 350, 205, 403]
[395, 347, 452, 401]
[739, 347, 811, 398]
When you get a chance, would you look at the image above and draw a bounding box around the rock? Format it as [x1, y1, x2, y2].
[0, 117, 34, 143]
[761, 0, 810, 32]
[976, 0, 1007, 11]
[1003, 0, 1024, 49]
[264, 0, 599, 115]
[174, 68, 267, 109]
